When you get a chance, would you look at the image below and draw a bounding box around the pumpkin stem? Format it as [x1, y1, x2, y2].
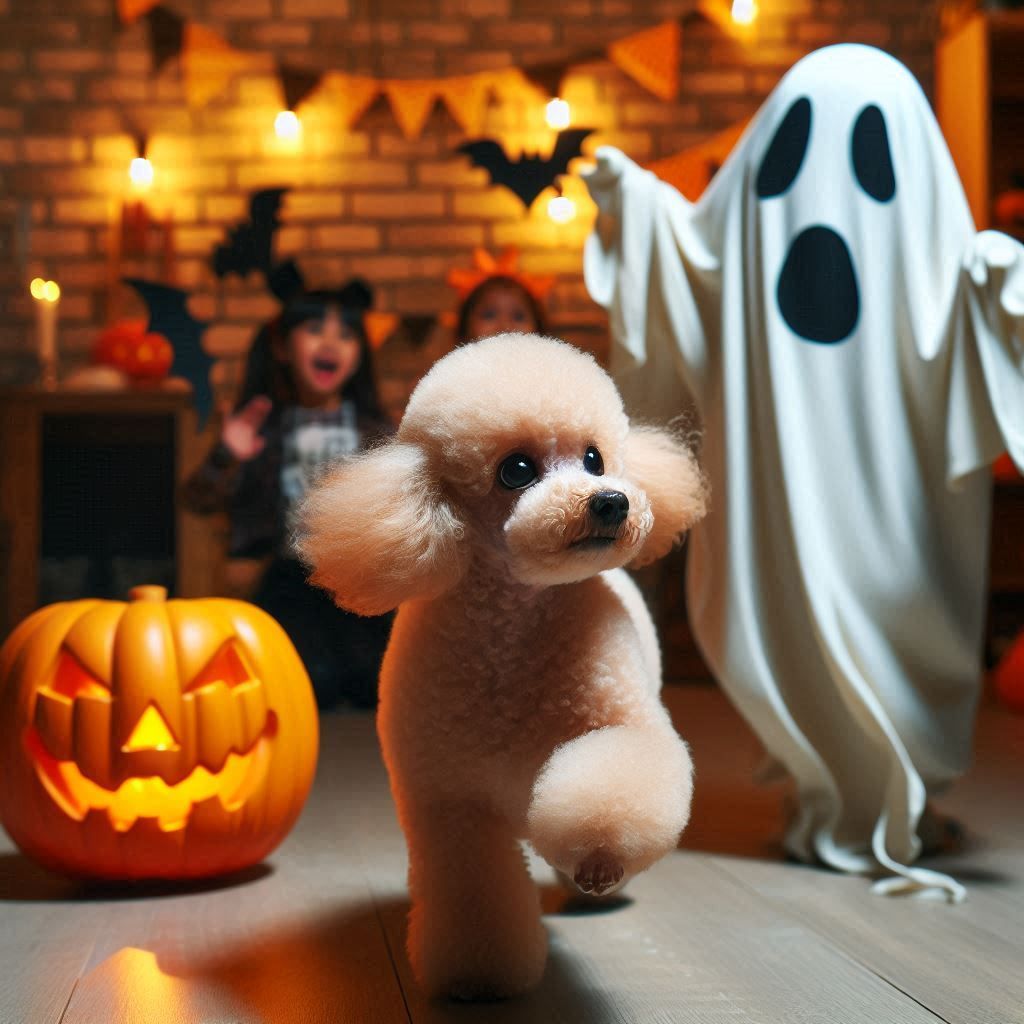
[129, 585, 168, 602]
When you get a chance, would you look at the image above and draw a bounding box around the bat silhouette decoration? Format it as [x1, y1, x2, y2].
[212, 188, 289, 280]
[123, 278, 215, 430]
[457, 128, 594, 210]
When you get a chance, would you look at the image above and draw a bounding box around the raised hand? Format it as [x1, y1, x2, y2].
[221, 395, 272, 461]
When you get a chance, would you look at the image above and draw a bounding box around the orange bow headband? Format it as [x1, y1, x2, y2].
[446, 247, 556, 304]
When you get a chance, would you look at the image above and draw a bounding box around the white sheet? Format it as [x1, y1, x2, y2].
[585, 44, 1024, 900]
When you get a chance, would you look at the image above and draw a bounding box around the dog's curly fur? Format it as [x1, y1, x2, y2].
[297, 334, 707, 1000]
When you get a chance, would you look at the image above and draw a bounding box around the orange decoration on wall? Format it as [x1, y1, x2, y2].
[648, 119, 750, 201]
[440, 75, 495, 137]
[385, 80, 441, 140]
[0, 586, 319, 880]
[607, 20, 682, 102]
[364, 312, 401, 351]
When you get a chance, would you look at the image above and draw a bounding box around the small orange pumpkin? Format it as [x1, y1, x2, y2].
[93, 321, 174, 382]
[0, 586, 318, 880]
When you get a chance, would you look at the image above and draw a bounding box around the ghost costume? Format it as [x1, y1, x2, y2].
[585, 45, 1024, 900]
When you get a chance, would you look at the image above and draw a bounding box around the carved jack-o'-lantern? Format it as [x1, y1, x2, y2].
[0, 586, 318, 880]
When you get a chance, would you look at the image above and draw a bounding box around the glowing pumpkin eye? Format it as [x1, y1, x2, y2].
[188, 642, 254, 691]
[51, 652, 109, 701]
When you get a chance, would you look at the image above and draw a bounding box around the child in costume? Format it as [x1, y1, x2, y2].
[184, 279, 393, 709]
[448, 247, 552, 345]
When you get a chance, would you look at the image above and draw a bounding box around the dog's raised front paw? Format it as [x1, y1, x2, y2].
[573, 849, 625, 896]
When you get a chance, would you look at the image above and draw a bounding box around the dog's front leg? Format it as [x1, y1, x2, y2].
[525, 720, 693, 894]
[402, 800, 548, 1001]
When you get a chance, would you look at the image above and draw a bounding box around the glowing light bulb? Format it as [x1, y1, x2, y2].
[545, 97, 571, 130]
[129, 157, 154, 190]
[547, 195, 576, 224]
[30, 278, 60, 302]
[275, 110, 301, 140]
[731, 0, 758, 24]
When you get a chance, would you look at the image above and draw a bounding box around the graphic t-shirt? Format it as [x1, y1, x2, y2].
[280, 401, 360, 523]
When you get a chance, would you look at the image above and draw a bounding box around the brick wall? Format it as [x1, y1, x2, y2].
[0, 0, 941, 417]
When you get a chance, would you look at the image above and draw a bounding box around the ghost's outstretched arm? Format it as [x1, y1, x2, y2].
[947, 230, 1024, 485]
[583, 147, 713, 417]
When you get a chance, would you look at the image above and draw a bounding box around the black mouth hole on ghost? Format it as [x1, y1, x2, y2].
[756, 97, 897, 344]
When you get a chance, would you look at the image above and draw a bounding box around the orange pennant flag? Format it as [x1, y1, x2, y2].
[385, 80, 440, 139]
[363, 312, 400, 350]
[607, 20, 681, 102]
[322, 73, 380, 130]
[117, 0, 160, 24]
[648, 119, 749, 200]
[440, 74, 494, 136]
[182, 24, 252, 107]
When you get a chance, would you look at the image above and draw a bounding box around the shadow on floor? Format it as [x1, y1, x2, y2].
[0, 852, 272, 903]
[140, 895, 633, 1024]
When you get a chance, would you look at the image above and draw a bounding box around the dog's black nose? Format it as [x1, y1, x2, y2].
[589, 490, 629, 527]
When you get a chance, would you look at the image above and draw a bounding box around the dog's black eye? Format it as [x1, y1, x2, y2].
[583, 445, 604, 476]
[498, 453, 538, 490]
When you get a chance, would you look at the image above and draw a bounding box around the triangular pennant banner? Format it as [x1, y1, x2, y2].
[118, 0, 161, 25]
[144, 5, 185, 73]
[385, 80, 440, 139]
[607, 19, 681, 101]
[322, 73, 380, 130]
[363, 312, 400, 350]
[439, 75, 494, 137]
[279, 62, 324, 112]
[647, 118, 748, 200]
[182, 23, 251, 108]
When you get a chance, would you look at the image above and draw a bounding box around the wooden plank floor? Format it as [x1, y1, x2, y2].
[1, 685, 1021, 1024]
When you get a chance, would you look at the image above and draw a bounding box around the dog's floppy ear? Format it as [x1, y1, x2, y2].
[296, 441, 467, 616]
[624, 425, 707, 567]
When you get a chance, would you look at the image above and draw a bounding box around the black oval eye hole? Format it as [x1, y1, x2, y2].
[498, 453, 538, 490]
[582, 445, 604, 476]
[756, 96, 812, 199]
[851, 104, 896, 203]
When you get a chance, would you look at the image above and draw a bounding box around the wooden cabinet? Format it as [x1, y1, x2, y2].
[937, 10, 1024, 234]
[0, 388, 222, 637]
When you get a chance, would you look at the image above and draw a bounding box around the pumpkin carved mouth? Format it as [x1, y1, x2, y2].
[25, 714, 278, 832]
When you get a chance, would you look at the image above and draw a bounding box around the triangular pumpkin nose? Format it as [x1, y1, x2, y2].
[122, 704, 180, 753]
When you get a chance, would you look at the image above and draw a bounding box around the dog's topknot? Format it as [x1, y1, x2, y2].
[399, 333, 630, 494]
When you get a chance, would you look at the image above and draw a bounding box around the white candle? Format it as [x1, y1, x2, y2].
[31, 278, 60, 388]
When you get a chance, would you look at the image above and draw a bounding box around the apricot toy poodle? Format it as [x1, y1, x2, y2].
[298, 333, 707, 1000]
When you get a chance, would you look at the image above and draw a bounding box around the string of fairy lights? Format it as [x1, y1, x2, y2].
[122, 1, 760, 211]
